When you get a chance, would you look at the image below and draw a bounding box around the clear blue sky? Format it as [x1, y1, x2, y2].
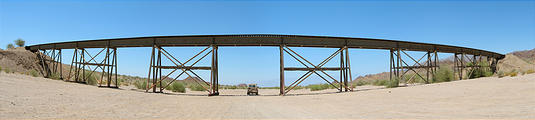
[1, 0, 534, 87]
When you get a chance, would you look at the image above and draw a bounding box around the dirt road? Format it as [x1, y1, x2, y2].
[1, 72, 534, 119]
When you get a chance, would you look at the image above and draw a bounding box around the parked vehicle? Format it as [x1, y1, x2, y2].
[247, 84, 258, 95]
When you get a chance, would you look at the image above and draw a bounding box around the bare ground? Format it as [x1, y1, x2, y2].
[1, 72, 534, 119]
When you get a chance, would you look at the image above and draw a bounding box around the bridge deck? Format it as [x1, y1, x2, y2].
[25, 34, 504, 59]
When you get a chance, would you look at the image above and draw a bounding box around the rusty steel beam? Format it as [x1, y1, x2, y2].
[283, 67, 343, 71]
[146, 45, 218, 95]
[154, 66, 211, 70]
[281, 46, 351, 95]
[25, 34, 505, 60]
[390, 49, 439, 85]
[29, 34, 505, 96]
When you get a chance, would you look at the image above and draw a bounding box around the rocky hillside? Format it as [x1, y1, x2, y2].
[510, 48, 535, 64]
[0, 48, 205, 86]
[0, 47, 45, 75]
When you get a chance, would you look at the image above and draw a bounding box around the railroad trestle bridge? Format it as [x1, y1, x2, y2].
[26, 34, 505, 96]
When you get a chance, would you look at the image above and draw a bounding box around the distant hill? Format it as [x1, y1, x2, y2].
[353, 48, 535, 83]
[510, 48, 535, 64]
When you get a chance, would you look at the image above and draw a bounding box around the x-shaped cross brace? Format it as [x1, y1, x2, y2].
[146, 46, 214, 94]
[282, 46, 350, 94]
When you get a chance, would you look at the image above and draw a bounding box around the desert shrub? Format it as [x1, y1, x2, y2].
[114, 78, 122, 87]
[4, 68, 12, 74]
[85, 74, 97, 85]
[155, 81, 167, 88]
[468, 62, 493, 79]
[526, 69, 535, 74]
[372, 79, 389, 86]
[505, 70, 518, 77]
[260, 86, 280, 89]
[134, 80, 147, 90]
[386, 78, 399, 88]
[355, 80, 369, 86]
[225, 85, 238, 89]
[188, 84, 206, 91]
[50, 73, 61, 80]
[6, 44, 14, 49]
[432, 67, 454, 83]
[307, 84, 330, 91]
[509, 71, 518, 77]
[293, 85, 305, 90]
[169, 82, 186, 93]
[29, 70, 39, 77]
[15, 38, 25, 47]
[497, 71, 505, 78]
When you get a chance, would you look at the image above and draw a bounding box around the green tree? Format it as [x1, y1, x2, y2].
[15, 38, 25, 47]
[6, 44, 14, 49]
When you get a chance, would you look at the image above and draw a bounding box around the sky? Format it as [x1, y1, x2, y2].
[1, 0, 534, 87]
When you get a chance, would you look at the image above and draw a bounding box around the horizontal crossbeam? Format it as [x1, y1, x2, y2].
[393, 65, 438, 69]
[73, 62, 114, 66]
[284, 67, 343, 71]
[153, 66, 211, 70]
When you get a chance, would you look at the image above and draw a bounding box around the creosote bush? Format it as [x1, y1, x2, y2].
[4, 68, 12, 74]
[497, 71, 505, 78]
[526, 69, 535, 74]
[50, 73, 61, 80]
[505, 69, 518, 77]
[169, 82, 186, 93]
[307, 84, 331, 91]
[355, 80, 369, 86]
[29, 70, 39, 77]
[467, 62, 493, 79]
[260, 86, 280, 89]
[372, 79, 389, 86]
[509, 71, 518, 77]
[432, 67, 454, 83]
[188, 84, 206, 91]
[84, 74, 97, 85]
[386, 78, 399, 88]
[134, 80, 147, 90]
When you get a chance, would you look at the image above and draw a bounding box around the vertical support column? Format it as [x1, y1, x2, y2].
[460, 53, 464, 80]
[51, 49, 56, 74]
[106, 47, 111, 87]
[81, 49, 86, 83]
[279, 45, 285, 96]
[426, 51, 431, 84]
[390, 49, 395, 81]
[396, 48, 401, 85]
[434, 51, 438, 73]
[146, 45, 155, 92]
[152, 46, 158, 93]
[454, 53, 458, 80]
[73, 48, 79, 82]
[157, 46, 162, 92]
[210, 45, 219, 95]
[59, 49, 63, 80]
[215, 45, 219, 94]
[338, 48, 344, 92]
[345, 46, 352, 91]
[114, 47, 118, 88]
[492, 57, 498, 73]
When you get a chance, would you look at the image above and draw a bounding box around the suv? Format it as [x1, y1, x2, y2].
[247, 84, 258, 95]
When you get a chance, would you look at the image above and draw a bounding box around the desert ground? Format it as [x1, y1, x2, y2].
[0, 72, 534, 119]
